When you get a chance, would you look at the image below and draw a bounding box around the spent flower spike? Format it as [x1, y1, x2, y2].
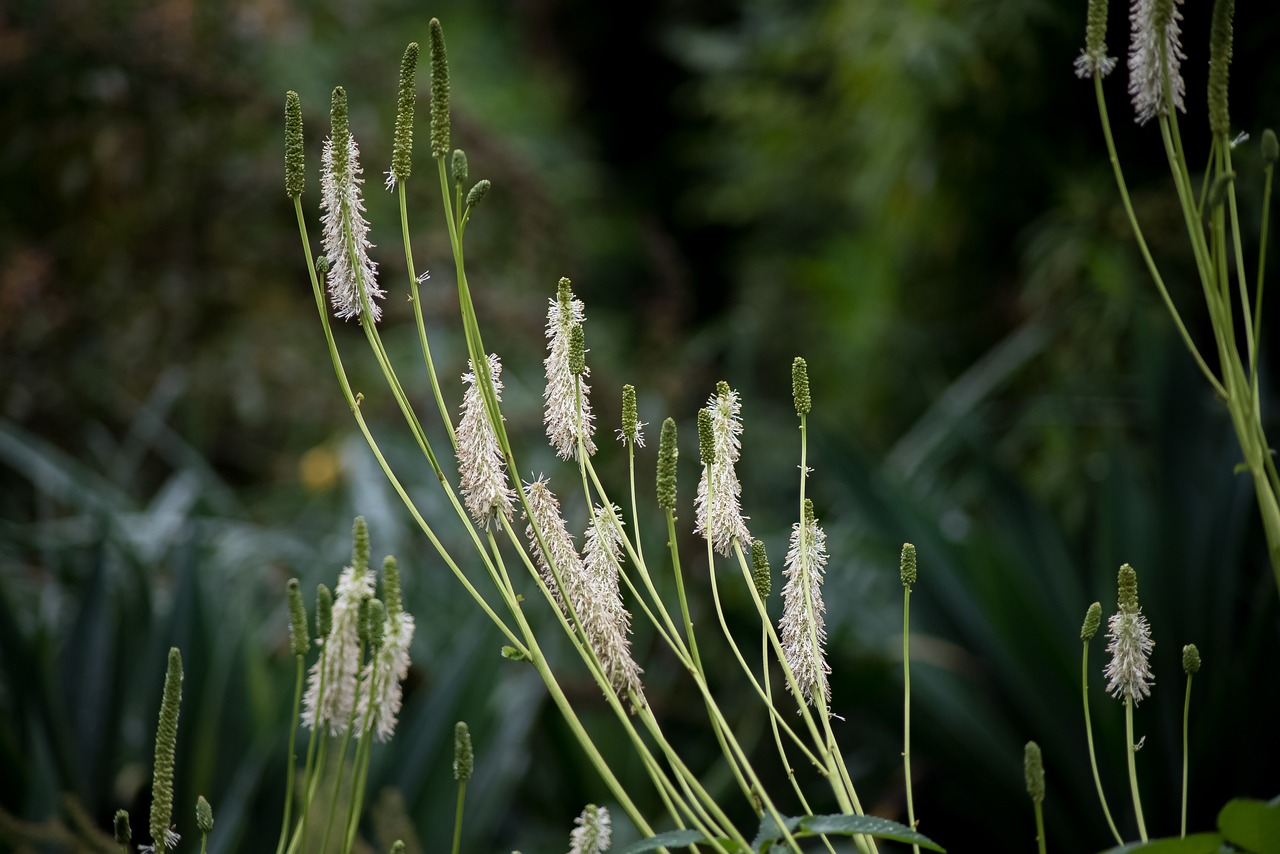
[1104, 563, 1155, 704]
[457, 354, 516, 527]
[544, 278, 597, 460]
[779, 500, 831, 706]
[320, 88, 384, 321]
[1127, 0, 1186, 124]
[694, 382, 751, 556]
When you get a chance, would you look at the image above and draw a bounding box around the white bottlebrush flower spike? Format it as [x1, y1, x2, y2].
[1127, 0, 1186, 124]
[302, 564, 375, 735]
[544, 279, 597, 460]
[568, 804, 611, 854]
[320, 132, 384, 321]
[694, 383, 751, 556]
[1104, 563, 1155, 704]
[522, 478, 588, 615]
[457, 354, 515, 527]
[778, 501, 831, 707]
[582, 504, 644, 701]
[355, 603, 415, 742]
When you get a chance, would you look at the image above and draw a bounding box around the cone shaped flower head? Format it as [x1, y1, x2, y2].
[356, 556, 416, 741]
[694, 382, 752, 556]
[779, 500, 831, 706]
[320, 88, 384, 321]
[1128, 0, 1186, 124]
[568, 804, 611, 854]
[544, 278, 597, 460]
[1104, 563, 1155, 704]
[302, 561, 375, 734]
[582, 504, 644, 702]
[457, 354, 516, 527]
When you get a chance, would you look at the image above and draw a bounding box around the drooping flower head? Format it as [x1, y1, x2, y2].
[582, 504, 644, 703]
[568, 804, 612, 854]
[1127, 0, 1186, 124]
[320, 87, 384, 321]
[779, 499, 831, 707]
[694, 382, 751, 556]
[1103, 562, 1155, 704]
[544, 277, 597, 460]
[457, 354, 516, 527]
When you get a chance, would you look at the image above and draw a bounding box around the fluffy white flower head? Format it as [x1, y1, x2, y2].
[1104, 563, 1155, 704]
[544, 278, 597, 460]
[568, 804, 612, 854]
[582, 504, 644, 702]
[302, 563, 375, 735]
[522, 477, 587, 614]
[457, 354, 515, 528]
[1127, 0, 1186, 124]
[778, 500, 831, 707]
[694, 382, 751, 556]
[320, 132, 384, 321]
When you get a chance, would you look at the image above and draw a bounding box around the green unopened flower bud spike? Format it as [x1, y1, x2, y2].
[388, 43, 419, 191]
[452, 722, 473, 854]
[285, 91, 305, 199]
[618, 384, 646, 562]
[1207, 0, 1234, 140]
[1079, 601, 1121, 845]
[114, 809, 131, 852]
[150, 648, 184, 852]
[1024, 741, 1047, 854]
[899, 543, 920, 854]
[429, 19, 450, 159]
[196, 796, 214, 854]
[1180, 643, 1201, 838]
[278, 579, 311, 854]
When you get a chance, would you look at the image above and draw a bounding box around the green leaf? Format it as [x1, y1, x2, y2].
[1218, 798, 1280, 854]
[752, 813, 945, 853]
[616, 829, 716, 853]
[1097, 832, 1225, 854]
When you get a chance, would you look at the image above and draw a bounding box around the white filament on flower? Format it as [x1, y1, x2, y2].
[301, 564, 375, 735]
[355, 605, 415, 741]
[457, 354, 515, 527]
[320, 132, 384, 321]
[543, 291, 597, 460]
[582, 504, 644, 701]
[694, 387, 751, 556]
[779, 513, 831, 706]
[1127, 0, 1186, 124]
[1104, 607, 1155, 704]
[522, 477, 586, 615]
[568, 804, 612, 854]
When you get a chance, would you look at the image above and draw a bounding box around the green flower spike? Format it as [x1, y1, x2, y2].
[452, 149, 469, 186]
[620, 384, 642, 447]
[150, 648, 184, 851]
[196, 796, 214, 835]
[357, 596, 373, 646]
[750, 539, 771, 600]
[1073, 0, 1117, 78]
[391, 42, 420, 186]
[569, 324, 585, 375]
[383, 555, 404, 621]
[1208, 0, 1234, 137]
[466, 179, 491, 209]
[1081, 601, 1102, 642]
[352, 516, 370, 573]
[1264, 129, 1279, 165]
[330, 87, 350, 183]
[429, 18, 450, 158]
[899, 542, 917, 587]
[657, 418, 678, 511]
[284, 91, 305, 199]
[792, 357, 811, 417]
[453, 721, 474, 782]
[1182, 643, 1201, 675]
[696, 408, 715, 467]
[390, 843, 406, 854]
[1024, 741, 1045, 802]
[316, 583, 333, 639]
[287, 578, 310, 658]
[113, 809, 131, 845]
[367, 598, 387, 649]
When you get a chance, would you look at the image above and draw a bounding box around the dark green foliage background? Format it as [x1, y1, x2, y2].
[3, 0, 1280, 851]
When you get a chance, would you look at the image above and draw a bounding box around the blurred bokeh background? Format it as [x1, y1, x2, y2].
[3, 0, 1280, 851]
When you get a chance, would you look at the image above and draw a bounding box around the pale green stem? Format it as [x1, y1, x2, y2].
[903, 585, 919, 854]
[287, 637, 331, 854]
[342, 650, 382, 854]
[1124, 699, 1148, 842]
[1181, 672, 1193, 839]
[451, 777, 467, 854]
[1081, 643, 1122, 845]
[320, 639, 364, 854]
[1032, 799, 1046, 854]
[275, 656, 305, 854]
[1255, 161, 1274, 359]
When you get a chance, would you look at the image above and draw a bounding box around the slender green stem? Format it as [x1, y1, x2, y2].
[1032, 800, 1046, 854]
[342, 655, 382, 854]
[1081, 643, 1122, 845]
[903, 586, 919, 854]
[1256, 161, 1274, 355]
[1124, 699, 1148, 843]
[1181, 672, 1194, 839]
[451, 778, 467, 854]
[275, 656, 305, 854]
[287, 636, 331, 854]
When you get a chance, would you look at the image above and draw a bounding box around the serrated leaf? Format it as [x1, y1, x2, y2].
[1218, 798, 1280, 854]
[752, 813, 945, 853]
[1097, 832, 1225, 854]
[616, 829, 714, 853]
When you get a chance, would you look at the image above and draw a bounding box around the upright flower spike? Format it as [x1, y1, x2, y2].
[321, 87, 384, 321]
[457, 354, 516, 527]
[302, 560, 376, 735]
[522, 478, 589, 615]
[1128, 0, 1186, 125]
[1181, 643, 1200, 675]
[544, 278, 597, 460]
[582, 504, 644, 702]
[453, 721, 474, 782]
[287, 578, 310, 658]
[656, 418, 678, 511]
[792, 357, 811, 417]
[900, 542, 917, 588]
[694, 382, 751, 556]
[1024, 741, 1046, 804]
[352, 516, 371, 573]
[568, 805, 612, 854]
[750, 539, 771, 600]
[114, 809, 131, 846]
[388, 42, 420, 189]
[618, 384, 645, 447]
[195, 796, 214, 837]
[1104, 563, 1155, 704]
[451, 149, 468, 186]
[1081, 601, 1102, 642]
[316, 583, 333, 640]
[428, 18, 450, 158]
[150, 648, 183, 852]
[356, 557, 416, 742]
[284, 91, 305, 199]
[779, 499, 831, 706]
[1207, 0, 1234, 137]
[1074, 0, 1118, 79]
